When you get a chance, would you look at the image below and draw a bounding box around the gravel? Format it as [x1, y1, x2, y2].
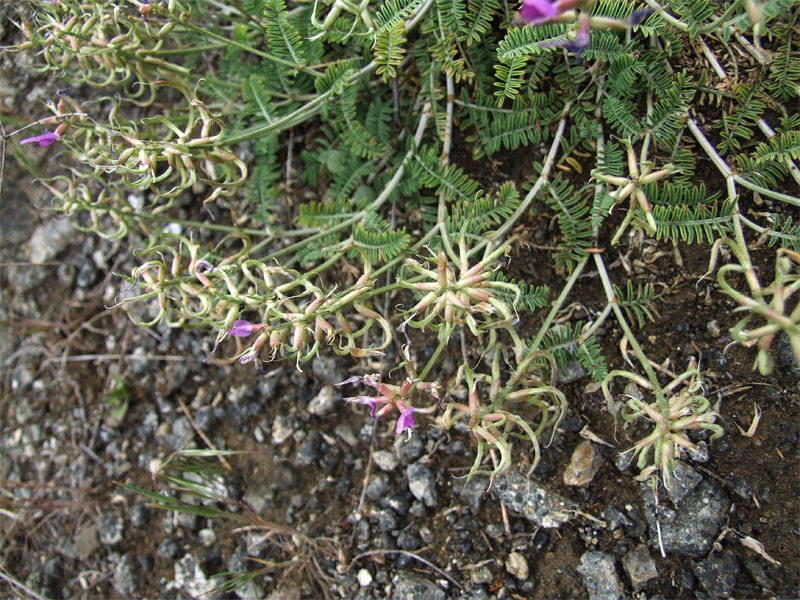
[493, 469, 578, 528]
[577, 551, 625, 600]
[407, 461, 438, 508]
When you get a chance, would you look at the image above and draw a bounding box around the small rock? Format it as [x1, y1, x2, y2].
[97, 513, 123, 546]
[615, 448, 635, 472]
[641, 478, 730, 557]
[692, 549, 738, 598]
[272, 415, 295, 444]
[312, 355, 346, 383]
[577, 551, 625, 600]
[394, 435, 424, 464]
[373, 508, 399, 532]
[471, 566, 492, 585]
[407, 461, 438, 508]
[603, 506, 633, 532]
[622, 545, 658, 590]
[453, 474, 489, 514]
[397, 530, 421, 551]
[129, 503, 151, 528]
[563, 440, 604, 487]
[157, 538, 178, 560]
[493, 469, 578, 528]
[365, 473, 390, 501]
[357, 568, 373, 587]
[664, 461, 702, 505]
[294, 430, 323, 466]
[373, 450, 399, 472]
[707, 320, 721, 337]
[334, 424, 358, 447]
[688, 440, 709, 463]
[113, 554, 138, 597]
[555, 359, 587, 384]
[172, 554, 220, 599]
[391, 573, 446, 600]
[506, 551, 529, 580]
[308, 385, 336, 416]
[30, 219, 74, 264]
[198, 528, 216, 547]
[73, 524, 99, 560]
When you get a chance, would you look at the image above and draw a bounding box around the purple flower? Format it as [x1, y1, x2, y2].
[195, 259, 214, 273]
[519, 0, 558, 23]
[540, 10, 590, 56]
[20, 131, 59, 147]
[344, 396, 377, 418]
[395, 406, 415, 436]
[629, 8, 654, 26]
[229, 319, 256, 337]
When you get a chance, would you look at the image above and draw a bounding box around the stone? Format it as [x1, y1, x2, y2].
[172, 554, 221, 599]
[29, 219, 74, 264]
[357, 568, 373, 587]
[576, 551, 625, 600]
[113, 553, 138, 597]
[394, 435, 424, 464]
[73, 524, 99, 560]
[692, 549, 738, 598]
[373, 449, 399, 472]
[453, 474, 489, 514]
[272, 415, 295, 444]
[563, 441, 604, 487]
[493, 469, 578, 528]
[407, 461, 438, 508]
[308, 385, 337, 416]
[664, 461, 702, 505]
[129, 503, 151, 528]
[294, 430, 322, 467]
[97, 513, 123, 545]
[471, 566, 492, 585]
[365, 473, 390, 501]
[641, 478, 730, 557]
[391, 573, 446, 600]
[622, 545, 658, 590]
[506, 551, 529, 580]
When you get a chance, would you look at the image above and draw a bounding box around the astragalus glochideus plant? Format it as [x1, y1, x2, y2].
[2, 0, 798, 592]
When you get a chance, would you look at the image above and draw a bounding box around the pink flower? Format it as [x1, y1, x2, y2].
[344, 396, 378, 418]
[396, 406, 415, 436]
[229, 319, 256, 337]
[20, 131, 59, 147]
[518, 0, 558, 23]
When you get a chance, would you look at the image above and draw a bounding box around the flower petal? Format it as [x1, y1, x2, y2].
[228, 319, 254, 337]
[519, 0, 558, 23]
[396, 406, 415, 436]
[20, 131, 59, 147]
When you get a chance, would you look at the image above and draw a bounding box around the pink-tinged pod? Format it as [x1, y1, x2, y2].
[463, 287, 490, 303]
[292, 324, 306, 350]
[412, 291, 438, 313]
[315, 317, 335, 342]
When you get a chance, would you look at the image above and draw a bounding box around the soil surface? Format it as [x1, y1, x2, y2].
[2, 12, 799, 600]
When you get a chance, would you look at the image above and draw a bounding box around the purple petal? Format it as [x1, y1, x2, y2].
[20, 131, 59, 147]
[335, 375, 366, 387]
[228, 319, 254, 337]
[195, 259, 214, 273]
[629, 8, 654, 26]
[344, 396, 377, 418]
[239, 349, 257, 364]
[519, 0, 557, 23]
[395, 406, 415, 436]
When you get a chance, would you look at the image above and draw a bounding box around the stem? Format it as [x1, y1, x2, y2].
[417, 335, 449, 381]
[593, 253, 664, 403]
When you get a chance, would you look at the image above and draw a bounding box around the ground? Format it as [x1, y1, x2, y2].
[1, 11, 799, 600]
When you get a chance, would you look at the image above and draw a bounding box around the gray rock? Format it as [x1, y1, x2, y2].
[641, 478, 730, 557]
[173, 553, 221, 599]
[129, 503, 151, 528]
[664, 461, 702, 505]
[73, 524, 99, 560]
[373, 508, 399, 532]
[373, 449, 399, 472]
[308, 385, 337, 416]
[30, 219, 74, 264]
[563, 440, 604, 487]
[692, 549, 738, 598]
[335, 423, 358, 447]
[453, 474, 489, 514]
[228, 544, 264, 600]
[394, 435, 424, 464]
[471, 566, 492, 585]
[555, 359, 587, 384]
[397, 530, 421, 551]
[157, 538, 178, 560]
[615, 448, 635, 472]
[493, 469, 578, 528]
[113, 553, 138, 597]
[407, 461, 438, 508]
[312, 355, 347, 383]
[165, 416, 195, 451]
[622, 545, 658, 590]
[0, 181, 35, 249]
[97, 513, 123, 546]
[365, 473, 390, 501]
[603, 506, 633, 532]
[295, 430, 322, 466]
[391, 573, 446, 600]
[576, 551, 625, 600]
[688, 440, 709, 463]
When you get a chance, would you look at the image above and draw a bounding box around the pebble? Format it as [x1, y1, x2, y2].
[365, 473, 390, 501]
[407, 461, 438, 508]
[357, 568, 373, 587]
[335, 423, 358, 447]
[471, 566, 493, 585]
[493, 469, 578, 528]
[641, 478, 730, 557]
[308, 385, 337, 416]
[394, 435, 424, 464]
[113, 553, 138, 597]
[563, 440, 604, 487]
[157, 538, 178, 560]
[97, 513, 123, 546]
[294, 430, 323, 466]
[29, 219, 74, 264]
[692, 549, 738, 597]
[391, 573, 446, 600]
[129, 503, 151, 528]
[198, 528, 216, 547]
[272, 414, 295, 444]
[577, 551, 625, 600]
[664, 461, 703, 505]
[172, 553, 220, 599]
[506, 551, 529, 580]
[397, 530, 422, 551]
[373, 508, 399, 532]
[622, 544, 658, 590]
[452, 474, 488, 514]
[373, 449, 399, 472]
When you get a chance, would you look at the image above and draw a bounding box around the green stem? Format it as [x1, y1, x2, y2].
[417, 335, 449, 381]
